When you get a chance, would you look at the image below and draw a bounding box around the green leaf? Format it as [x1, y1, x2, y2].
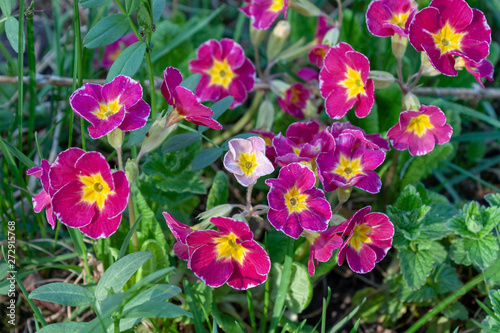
[152, 0, 166, 24]
[124, 284, 181, 312]
[198, 96, 234, 132]
[446, 202, 500, 239]
[485, 256, 500, 286]
[398, 242, 440, 290]
[118, 215, 143, 260]
[0, 262, 7, 281]
[83, 14, 130, 49]
[450, 238, 472, 266]
[180, 73, 201, 92]
[5, 16, 24, 54]
[464, 235, 499, 270]
[0, 0, 12, 16]
[135, 190, 167, 247]
[221, 133, 259, 151]
[489, 290, 500, 314]
[192, 148, 223, 170]
[486, 194, 500, 207]
[273, 262, 313, 313]
[29, 282, 95, 306]
[125, 0, 140, 15]
[122, 301, 191, 318]
[80, 0, 112, 7]
[206, 171, 228, 210]
[106, 41, 147, 82]
[94, 252, 152, 301]
[137, 240, 169, 280]
[443, 302, 468, 321]
[417, 203, 456, 242]
[37, 322, 89, 333]
[162, 132, 202, 154]
[256, 100, 274, 131]
[432, 264, 462, 294]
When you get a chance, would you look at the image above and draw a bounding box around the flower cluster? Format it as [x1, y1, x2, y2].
[27, 148, 129, 239]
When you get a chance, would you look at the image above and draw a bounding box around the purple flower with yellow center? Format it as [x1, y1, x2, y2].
[273, 121, 335, 167]
[49, 148, 129, 239]
[366, 0, 418, 38]
[308, 44, 330, 68]
[314, 16, 335, 44]
[223, 137, 274, 187]
[186, 217, 271, 290]
[189, 39, 256, 109]
[69, 75, 151, 139]
[101, 33, 138, 68]
[409, 0, 491, 76]
[387, 105, 453, 156]
[266, 163, 332, 239]
[304, 228, 343, 276]
[337, 206, 394, 274]
[319, 43, 375, 119]
[455, 57, 494, 88]
[240, 0, 289, 30]
[330, 121, 390, 151]
[277, 83, 311, 119]
[27, 160, 56, 229]
[161, 66, 222, 130]
[163, 212, 195, 262]
[317, 131, 386, 193]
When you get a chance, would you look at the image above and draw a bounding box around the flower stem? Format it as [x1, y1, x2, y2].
[247, 289, 257, 333]
[128, 192, 139, 252]
[145, 51, 157, 118]
[246, 182, 255, 211]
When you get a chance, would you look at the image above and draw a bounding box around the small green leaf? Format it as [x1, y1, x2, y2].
[206, 171, 229, 210]
[80, 0, 112, 7]
[489, 290, 500, 315]
[125, 0, 140, 14]
[83, 14, 130, 49]
[198, 96, 234, 132]
[192, 148, 223, 170]
[180, 73, 201, 92]
[447, 202, 500, 239]
[221, 133, 259, 151]
[5, 16, 24, 54]
[443, 302, 468, 321]
[162, 132, 202, 154]
[95, 252, 152, 301]
[29, 283, 95, 306]
[398, 242, 439, 290]
[256, 100, 274, 131]
[272, 262, 313, 313]
[432, 264, 462, 294]
[0, 138, 36, 169]
[0, 0, 12, 16]
[153, 0, 166, 23]
[37, 322, 89, 333]
[124, 285, 181, 311]
[464, 235, 499, 270]
[107, 42, 147, 82]
[450, 238, 472, 266]
[127, 122, 152, 146]
[486, 193, 500, 207]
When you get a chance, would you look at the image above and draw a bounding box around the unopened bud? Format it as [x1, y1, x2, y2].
[107, 128, 124, 151]
[403, 92, 421, 111]
[369, 70, 395, 90]
[420, 53, 440, 77]
[256, 100, 275, 131]
[322, 27, 339, 47]
[250, 25, 267, 47]
[267, 21, 291, 61]
[232, 213, 248, 222]
[391, 34, 408, 60]
[197, 204, 233, 221]
[337, 187, 352, 204]
[139, 115, 178, 158]
[269, 80, 290, 95]
[125, 159, 139, 183]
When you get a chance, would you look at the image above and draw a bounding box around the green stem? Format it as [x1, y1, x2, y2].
[17, 0, 25, 155]
[269, 238, 294, 333]
[247, 289, 257, 333]
[145, 52, 157, 118]
[178, 123, 220, 148]
[128, 191, 139, 252]
[26, 2, 36, 154]
[405, 274, 484, 333]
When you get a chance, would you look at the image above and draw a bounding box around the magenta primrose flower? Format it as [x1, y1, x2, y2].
[330, 121, 390, 151]
[161, 67, 222, 130]
[319, 43, 375, 119]
[304, 228, 343, 276]
[70, 75, 151, 139]
[223, 136, 274, 187]
[314, 15, 335, 44]
[308, 44, 330, 68]
[101, 33, 138, 68]
[240, 0, 289, 30]
[272, 120, 335, 167]
[49, 148, 129, 239]
[366, 0, 418, 38]
[27, 160, 56, 229]
[317, 131, 386, 194]
[456, 58, 494, 88]
[163, 212, 195, 262]
[387, 105, 453, 156]
[337, 206, 394, 274]
[189, 39, 256, 109]
[409, 0, 491, 76]
[277, 83, 311, 119]
[186, 217, 271, 290]
[266, 163, 332, 239]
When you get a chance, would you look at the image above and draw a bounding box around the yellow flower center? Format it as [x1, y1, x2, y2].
[406, 114, 434, 137]
[109, 49, 122, 62]
[209, 59, 236, 89]
[348, 224, 372, 252]
[293, 147, 301, 156]
[95, 99, 121, 119]
[284, 186, 308, 213]
[333, 155, 364, 180]
[215, 233, 248, 263]
[237, 153, 258, 176]
[290, 88, 301, 104]
[387, 12, 410, 29]
[340, 67, 366, 100]
[79, 173, 114, 210]
[270, 0, 285, 12]
[431, 22, 465, 55]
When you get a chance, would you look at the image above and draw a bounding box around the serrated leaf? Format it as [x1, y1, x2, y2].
[192, 148, 223, 170]
[95, 252, 152, 301]
[162, 132, 202, 154]
[107, 42, 146, 82]
[450, 238, 473, 266]
[489, 290, 500, 315]
[5, 16, 24, 54]
[433, 264, 462, 294]
[135, 190, 167, 247]
[464, 235, 499, 270]
[447, 202, 500, 239]
[37, 322, 89, 333]
[398, 243, 438, 290]
[394, 185, 423, 211]
[83, 14, 130, 49]
[417, 203, 457, 242]
[137, 240, 169, 280]
[156, 174, 206, 194]
[443, 302, 468, 321]
[125, 0, 140, 14]
[206, 171, 228, 210]
[80, 0, 112, 7]
[0, 0, 12, 16]
[221, 133, 259, 151]
[485, 256, 500, 286]
[29, 283, 95, 306]
[122, 301, 191, 318]
[198, 96, 234, 132]
[486, 194, 500, 207]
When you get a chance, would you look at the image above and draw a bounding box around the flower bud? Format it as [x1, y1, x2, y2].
[369, 70, 395, 90]
[391, 34, 408, 60]
[267, 21, 291, 61]
[337, 187, 352, 204]
[403, 92, 421, 111]
[139, 115, 178, 158]
[250, 25, 267, 47]
[256, 100, 275, 131]
[107, 128, 124, 151]
[232, 213, 248, 222]
[269, 80, 291, 95]
[197, 204, 233, 221]
[125, 159, 139, 183]
[421, 53, 440, 77]
[322, 26, 339, 47]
